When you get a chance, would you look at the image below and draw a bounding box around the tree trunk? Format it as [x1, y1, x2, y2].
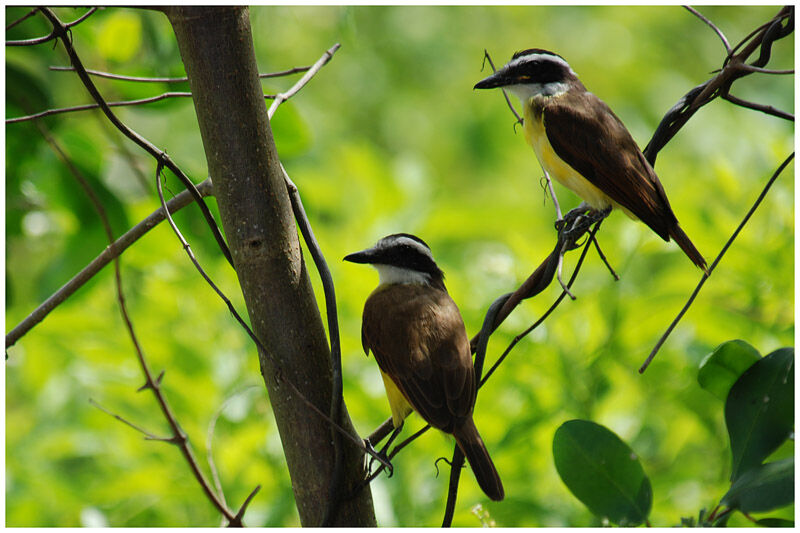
[164, 7, 376, 526]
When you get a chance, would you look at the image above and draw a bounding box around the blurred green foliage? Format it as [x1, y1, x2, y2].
[5, 5, 793, 527]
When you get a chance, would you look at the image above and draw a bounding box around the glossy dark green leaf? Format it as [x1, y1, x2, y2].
[721, 457, 794, 513]
[726, 348, 793, 480]
[756, 518, 795, 527]
[698, 340, 761, 400]
[553, 420, 652, 526]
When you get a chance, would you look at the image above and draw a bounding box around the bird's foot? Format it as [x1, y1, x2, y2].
[363, 438, 393, 479]
[557, 206, 611, 247]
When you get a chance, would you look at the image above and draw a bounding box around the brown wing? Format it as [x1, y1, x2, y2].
[361, 284, 475, 432]
[543, 90, 677, 240]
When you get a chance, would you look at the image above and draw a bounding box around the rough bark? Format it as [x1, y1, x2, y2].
[164, 6, 375, 526]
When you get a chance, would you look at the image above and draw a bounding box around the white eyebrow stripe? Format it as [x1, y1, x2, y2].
[392, 236, 433, 257]
[507, 53, 575, 75]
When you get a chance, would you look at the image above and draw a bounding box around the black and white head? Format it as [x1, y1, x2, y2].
[474, 48, 581, 104]
[344, 233, 445, 288]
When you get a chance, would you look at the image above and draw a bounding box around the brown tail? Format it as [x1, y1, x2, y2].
[453, 418, 504, 501]
[669, 224, 708, 274]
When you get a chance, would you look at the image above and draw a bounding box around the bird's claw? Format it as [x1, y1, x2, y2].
[557, 206, 610, 246]
[363, 438, 393, 478]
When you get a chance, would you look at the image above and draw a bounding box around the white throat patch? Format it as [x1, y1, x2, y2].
[373, 264, 430, 286]
[506, 81, 570, 104]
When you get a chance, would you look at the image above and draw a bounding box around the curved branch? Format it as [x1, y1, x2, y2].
[684, 5, 732, 55]
[640, 152, 794, 372]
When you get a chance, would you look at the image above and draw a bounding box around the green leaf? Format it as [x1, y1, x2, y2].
[756, 518, 795, 527]
[698, 340, 761, 400]
[553, 420, 652, 526]
[721, 457, 794, 513]
[726, 348, 794, 480]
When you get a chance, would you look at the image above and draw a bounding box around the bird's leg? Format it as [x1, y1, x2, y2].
[556, 252, 577, 300]
[363, 422, 403, 479]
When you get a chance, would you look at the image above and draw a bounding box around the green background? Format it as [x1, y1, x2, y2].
[5, 5, 794, 527]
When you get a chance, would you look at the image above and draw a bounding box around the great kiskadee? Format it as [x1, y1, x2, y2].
[475, 49, 708, 273]
[344, 233, 504, 501]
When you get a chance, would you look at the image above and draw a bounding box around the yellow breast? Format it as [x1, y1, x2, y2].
[380, 370, 413, 428]
[522, 98, 615, 211]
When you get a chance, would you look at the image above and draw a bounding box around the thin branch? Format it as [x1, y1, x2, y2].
[229, 485, 262, 528]
[5, 178, 214, 349]
[720, 92, 794, 121]
[7, 90, 285, 124]
[6, 7, 97, 46]
[37, 7, 234, 267]
[640, 152, 794, 373]
[441, 447, 465, 527]
[6, 92, 193, 124]
[591, 234, 620, 281]
[732, 64, 793, 75]
[49, 64, 313, 83]
[89, 398, 169, 441]
[6, 8, 38, 31]
[283, 168, 347, 527]
[482, 49, 522, 125]
[206, 384, 262, 518]
[267, 43, 341, 119]
[684, 5, 732, 55]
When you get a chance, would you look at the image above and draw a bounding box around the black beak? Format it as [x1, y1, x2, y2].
[343, 247, 377, 264]
[474, 68, 512, 90]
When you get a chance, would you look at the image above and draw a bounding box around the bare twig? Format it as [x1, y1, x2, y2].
[732, 64, 793, 75]
[6, 7, 97, 46]
[720, 92, 794, 121]
[205, 384, 262, 519]
[89, 398, 169, 441]
[5, 178, 214, 349]
[441, 447, 465, 527]
[591, 234, 620, 281]
[684, 5, 732, 55]
[267, 43, 341, 119]
[49, 64, 313, 83]
[283, 169, 347, 526]
[482, 49, 522, 125]
[640, 152, 794, 373]
[6, 92, 193, 124]
[230, 485, 262, 527]
[6, 8, 38, 31]
[36, 7, 234, 267]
